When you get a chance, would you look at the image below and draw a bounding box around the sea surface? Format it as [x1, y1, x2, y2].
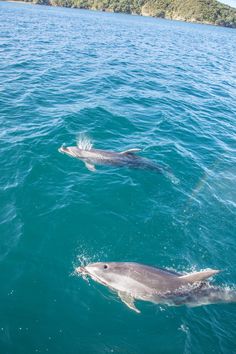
[0, 2, 236, 353]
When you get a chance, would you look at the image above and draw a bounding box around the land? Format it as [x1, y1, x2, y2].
[8, 0, 236, 28]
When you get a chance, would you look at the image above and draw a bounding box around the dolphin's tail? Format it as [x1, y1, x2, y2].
[163, 285, 236, 307]
[144, 163, 180, 184]
[151, 283, 236, 307]
[153, 163, 179, 184]
[185, 286, 236, 307]
[164, 169, 180, 185]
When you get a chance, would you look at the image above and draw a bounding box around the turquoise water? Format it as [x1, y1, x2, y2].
[1, 1, 236, 353]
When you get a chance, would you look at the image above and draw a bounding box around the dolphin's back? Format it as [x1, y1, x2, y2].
[83, 148, 116, 160]
[110, 262, 220, 294]
[82, 148, 127, 165]
[111, 263, 183, 293]
[87, 149, 162, 171]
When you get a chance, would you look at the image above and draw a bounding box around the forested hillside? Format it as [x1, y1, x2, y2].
[22, 0, 236, 27]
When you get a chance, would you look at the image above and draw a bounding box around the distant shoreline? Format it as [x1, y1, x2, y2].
[3, 0, 236, 28]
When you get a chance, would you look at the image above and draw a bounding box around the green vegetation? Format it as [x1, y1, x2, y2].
[22, 0, 236, 27]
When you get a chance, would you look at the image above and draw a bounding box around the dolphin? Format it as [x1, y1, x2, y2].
[76, 262, 236, 313]
[58, 144, 163, 173]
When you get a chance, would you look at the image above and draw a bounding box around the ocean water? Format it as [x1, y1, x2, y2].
[0, 1, 236, 353]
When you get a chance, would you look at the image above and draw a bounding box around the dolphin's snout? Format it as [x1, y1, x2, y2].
[58, 145, 80, 158]
[75, 266, 84, 273]
[76, 264, 97, 276]
[75, 266, 89, 275]
[58, 145, 67, 154]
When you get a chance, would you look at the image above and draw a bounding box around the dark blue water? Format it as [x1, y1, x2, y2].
[0, 1, 236, 353]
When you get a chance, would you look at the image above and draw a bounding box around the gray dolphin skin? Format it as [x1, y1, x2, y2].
[58, 144, 163, 173]
[76, 262, 236, 313]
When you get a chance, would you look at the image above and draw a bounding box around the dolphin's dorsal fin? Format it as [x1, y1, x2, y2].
[119, 148, 142, 155]
[179, 269, 220, 283]
[118, 292, 140, 314]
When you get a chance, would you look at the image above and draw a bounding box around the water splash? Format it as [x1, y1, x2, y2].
[76, 253, 92, 268]
[76, 134, 93, 151]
